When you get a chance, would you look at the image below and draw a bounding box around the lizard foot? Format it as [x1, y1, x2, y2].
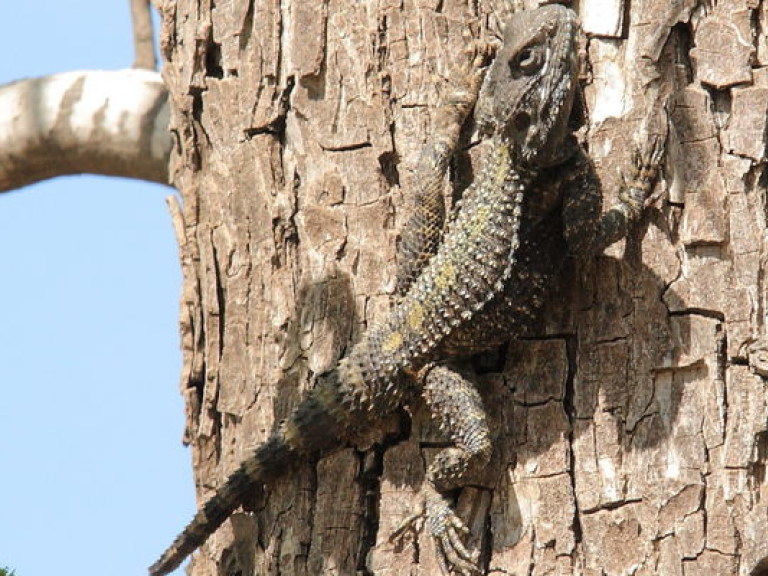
[620, 133, 666, 210]
[390, 487, 481, 575]
[464, 36, 498, 74]
[440, 38, 498, 128]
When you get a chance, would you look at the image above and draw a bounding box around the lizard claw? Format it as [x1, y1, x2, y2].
[446, 39, 497, 111]
[426, 489, 481, 575]
[635, 133, 665, 182]
[468, 38, 499, 69]
[390, 487, 482, 575]
[619, 133, 666, 210]
[390, 505, 426, 549]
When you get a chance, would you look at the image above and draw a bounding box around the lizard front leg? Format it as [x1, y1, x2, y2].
[395, 41, 495, 296]
[392, 364, 491, 575]
[563, 134, 666, 255]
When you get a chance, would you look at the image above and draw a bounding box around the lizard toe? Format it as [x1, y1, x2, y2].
[426, 490, 482, 575]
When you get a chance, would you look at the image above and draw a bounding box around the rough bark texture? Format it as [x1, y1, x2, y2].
[156, 0, 768, 574]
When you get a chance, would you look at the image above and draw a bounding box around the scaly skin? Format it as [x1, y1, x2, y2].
[151, 5, 663, 575]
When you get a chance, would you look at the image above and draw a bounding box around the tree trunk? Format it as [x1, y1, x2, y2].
[155, 0, 768, 574]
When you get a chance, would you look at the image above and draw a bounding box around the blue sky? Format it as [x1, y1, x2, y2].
[0, 2, 194, 575]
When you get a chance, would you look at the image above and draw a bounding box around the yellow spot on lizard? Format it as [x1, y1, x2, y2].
[468, 204, 491, 236]
[434, 261, 456, 291]
[494, 146, 511, 183]
[408, 305, 424, 330]
[381, 330, 403, 353]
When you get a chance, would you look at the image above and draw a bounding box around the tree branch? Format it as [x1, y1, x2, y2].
[130, 0, 157, 70]
[0, 69, 172, 193]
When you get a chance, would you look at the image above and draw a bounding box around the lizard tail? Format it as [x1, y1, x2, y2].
[147, 434, 289, 575]
[149, 374, 348, 576]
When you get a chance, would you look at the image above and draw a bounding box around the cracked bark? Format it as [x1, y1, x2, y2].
[157, 0, 768, 574]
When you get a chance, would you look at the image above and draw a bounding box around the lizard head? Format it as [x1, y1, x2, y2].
[476, 4, 581, 167]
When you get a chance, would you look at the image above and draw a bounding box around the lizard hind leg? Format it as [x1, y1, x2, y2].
[392, 364, 491, 575]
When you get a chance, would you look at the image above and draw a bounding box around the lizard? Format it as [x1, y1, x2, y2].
[150, 4, 664, 575]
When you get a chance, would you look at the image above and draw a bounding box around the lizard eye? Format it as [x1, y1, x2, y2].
[512, 45, 545, 75]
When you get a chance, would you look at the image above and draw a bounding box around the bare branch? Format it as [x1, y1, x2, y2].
[0, 69, 172, 193]
[130, 0, 157, 70]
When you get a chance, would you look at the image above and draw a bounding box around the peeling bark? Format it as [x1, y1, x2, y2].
[156, 0, 768, 574]
[0, 69, 171, 192]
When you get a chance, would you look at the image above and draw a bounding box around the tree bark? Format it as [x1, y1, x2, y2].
[156, 0, 768, 574]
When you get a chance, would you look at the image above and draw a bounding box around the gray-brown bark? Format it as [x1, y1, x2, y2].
[156, 0, 768, 574]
